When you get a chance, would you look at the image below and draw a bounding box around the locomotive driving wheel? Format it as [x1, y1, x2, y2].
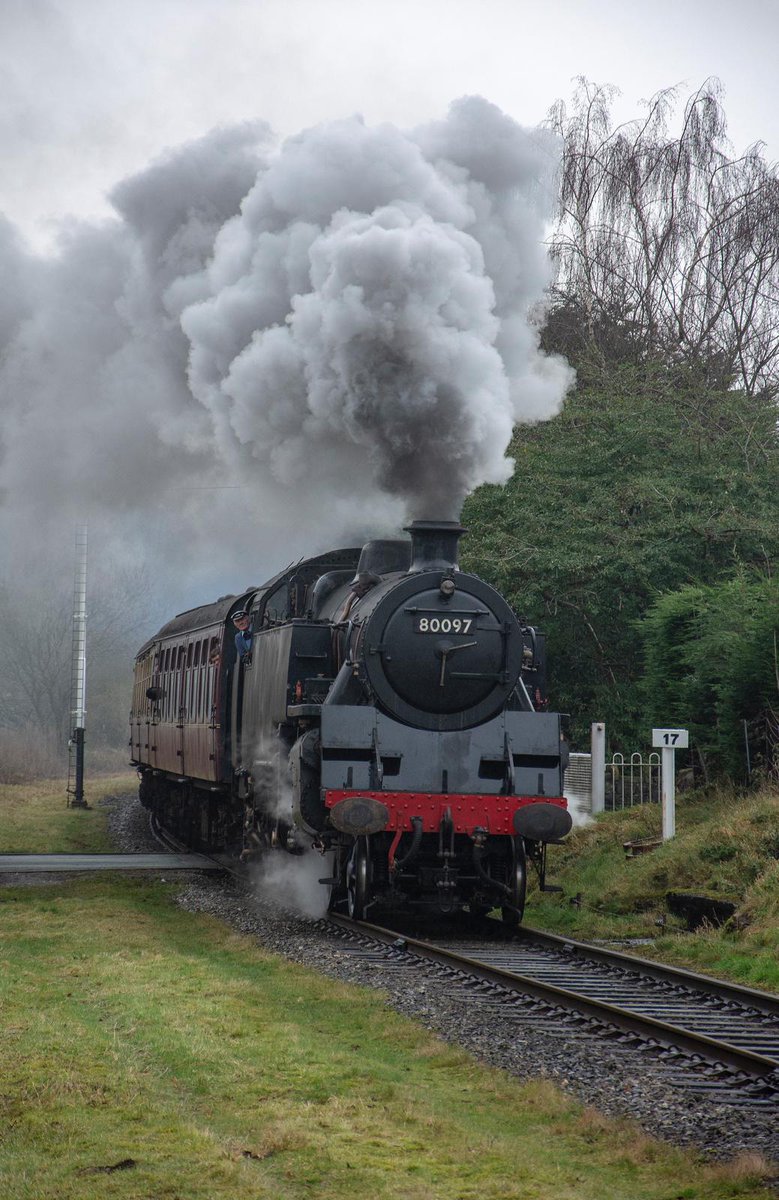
[346, 836, 371, 920]
[501, 836, 527, 928]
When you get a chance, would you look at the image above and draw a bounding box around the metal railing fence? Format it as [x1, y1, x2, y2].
[605, 751, 660, 811]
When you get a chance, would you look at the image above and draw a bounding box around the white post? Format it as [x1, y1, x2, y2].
[652, 729, 688, 842]
[590, 722, 606, 815]
[68, 524, 88, 808]
[72, 524, 88, 727]
[661, 747, 676, 840]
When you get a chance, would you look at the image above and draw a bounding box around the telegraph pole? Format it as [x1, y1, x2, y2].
[67, 524, 89, 808]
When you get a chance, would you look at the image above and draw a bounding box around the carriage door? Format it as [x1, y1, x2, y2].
[207, 635, 222, 780]
[147, 649, 160, 769]
[176, 644, 187, 775]
[134, 652, 150, 764]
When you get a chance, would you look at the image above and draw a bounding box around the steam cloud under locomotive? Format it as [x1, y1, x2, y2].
[131, 520, 572, 923]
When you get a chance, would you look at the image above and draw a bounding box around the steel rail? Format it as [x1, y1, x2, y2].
[517, 924, 779, 1017]
[328, 914, 779, 1079]
[0, 852, 221, 873]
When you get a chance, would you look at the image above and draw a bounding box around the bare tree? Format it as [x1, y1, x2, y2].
[0, 562, 155, 755]
[547, 78, 779, 399]
[0, 585, 72, 735]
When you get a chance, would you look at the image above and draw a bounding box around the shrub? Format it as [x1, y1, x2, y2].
[641, 577, 779, 779]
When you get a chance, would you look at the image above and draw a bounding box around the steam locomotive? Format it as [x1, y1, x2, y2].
[130, 521, 572, 923]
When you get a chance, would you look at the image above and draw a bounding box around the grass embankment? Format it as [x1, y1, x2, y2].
[528, 784, 779, 991]
[0, 779, 775, 1199]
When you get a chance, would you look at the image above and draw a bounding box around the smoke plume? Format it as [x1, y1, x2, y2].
[0, 98, 572, 601]
[182, 97, 572, 520]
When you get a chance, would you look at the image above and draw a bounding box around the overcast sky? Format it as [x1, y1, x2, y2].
[1, 0, 777, 615]
[2, 0, 777, 252]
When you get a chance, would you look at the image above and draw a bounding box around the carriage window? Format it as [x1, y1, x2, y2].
[194, 644, 202, 717]
[197, 644, 206, 719]
[200, 640, 209, 718]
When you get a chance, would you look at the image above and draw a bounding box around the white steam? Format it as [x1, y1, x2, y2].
[242, 739, 333, 919]
[182, 97, 572, 519]
[0, 98, 572, 598]
[251, 849, 334, 920]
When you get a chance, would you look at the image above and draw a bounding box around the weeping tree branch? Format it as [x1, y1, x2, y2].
[547, 78, 779, 401]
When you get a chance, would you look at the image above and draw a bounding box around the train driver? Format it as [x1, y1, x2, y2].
[232, 610, 253, 661]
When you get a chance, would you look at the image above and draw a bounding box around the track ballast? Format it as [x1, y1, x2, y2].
[327, 913, 779, 1107]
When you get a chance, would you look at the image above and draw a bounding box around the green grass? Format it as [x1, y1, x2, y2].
[1, 875, 774, 1200]
[529, 784, 779, 991]
[0, 778, 776, 1197]
[0, 773, 136, 853]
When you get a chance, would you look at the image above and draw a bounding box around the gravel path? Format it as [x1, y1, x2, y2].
[105, 791, 779, 1171]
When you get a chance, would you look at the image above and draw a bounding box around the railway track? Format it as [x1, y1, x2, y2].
[327, 913, 779, 1105]
[148, 815, 230, 870]
[148, 814, 779, 1105]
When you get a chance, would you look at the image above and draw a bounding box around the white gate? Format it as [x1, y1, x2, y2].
[563, 732, 661, 819]
[605, 752, 660, 810]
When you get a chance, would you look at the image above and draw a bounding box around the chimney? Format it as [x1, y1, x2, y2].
[404, 520, 466, 573]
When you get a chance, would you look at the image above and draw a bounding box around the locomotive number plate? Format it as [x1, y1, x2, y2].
[414, 616, 474, 634]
